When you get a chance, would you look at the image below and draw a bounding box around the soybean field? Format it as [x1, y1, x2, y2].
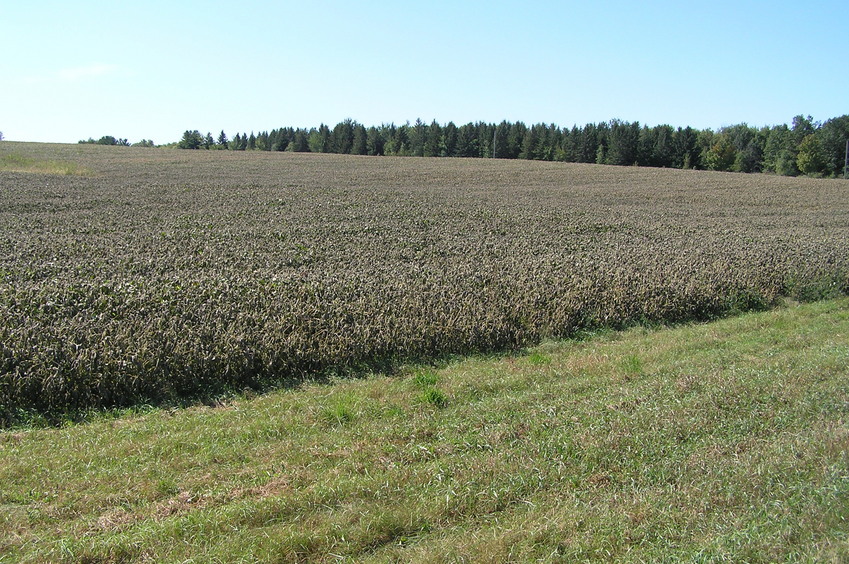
[1, 142, 847, 419]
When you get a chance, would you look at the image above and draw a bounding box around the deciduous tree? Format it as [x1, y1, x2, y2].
[796, 134, 826, 176]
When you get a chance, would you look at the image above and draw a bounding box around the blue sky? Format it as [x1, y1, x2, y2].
[2, 0, 847, 144]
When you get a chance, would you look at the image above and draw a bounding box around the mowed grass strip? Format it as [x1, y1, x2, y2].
[2, 298, 847, 562]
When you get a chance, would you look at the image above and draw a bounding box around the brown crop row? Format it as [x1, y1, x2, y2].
[1, 143, 847, 420]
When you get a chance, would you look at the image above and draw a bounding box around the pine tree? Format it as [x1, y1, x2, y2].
[352, 124, 368, 155]
[424, 120, 442, 157]
[456, 123, 477, 157]
[366, 126, 385, 156]
[256, 131, 269, 151]
[331, 119, 355, 154]
[178, 130, 204, 149]
[818, 115, 849, 177]
[442, 122, 458, 157]
[606, 120, 640, 166]
[292, 129, 310, 152]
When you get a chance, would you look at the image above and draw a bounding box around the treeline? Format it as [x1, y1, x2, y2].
[79, 135, 155, 147]
[177, 115, 849, 177]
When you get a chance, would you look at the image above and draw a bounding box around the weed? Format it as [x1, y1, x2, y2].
[419, 387, 448, 408]
[413, 370, 439, 388]
[322, 397, 356, 425]
[527, 352, 552, 366]
[621, 353, 643, 376]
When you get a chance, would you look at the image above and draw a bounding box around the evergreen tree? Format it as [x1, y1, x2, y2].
[492, 122, 511, 158]
[541, 124, 561, 161]
[519, 125, 539, 160]
[478, 122, 495, 158]
[319, 124, 331, 152]
[332, 119, 355, 154]
[595, 144, 606, 164]
[559, 126, 580, 162]
[607, 120, 640, 165]
[651, 125, 675, 168]
[637, 126, 656, 166]
[171, 114, 845, 176]
[442, 122, 458, 157]
[352, 124, 368, 155]
[256, 131, 270, 151]
[818, 115, 849, 177]
[273, 129, 289, 151]
[672, 126, 697, 169]
[579, 123, 599, 163]
[366, 126, 385, 156]
[390, 124, 410, 156]
[409, 119, 426, 157]
[292, 129, 310, 152]
[456, 123, 478, 157]
[178, 130, 204, 149]
[424, 120, 442, 157]
[307, 124, 331, 153]
[505, 122, 526, 158]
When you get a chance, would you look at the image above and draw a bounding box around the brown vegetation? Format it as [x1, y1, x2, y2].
[1, 143, 847, 418]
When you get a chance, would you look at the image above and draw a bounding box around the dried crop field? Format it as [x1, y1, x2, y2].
[1, 142, 848, 418]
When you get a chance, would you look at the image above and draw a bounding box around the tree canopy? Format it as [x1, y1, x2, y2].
[174, 114, 848, 178]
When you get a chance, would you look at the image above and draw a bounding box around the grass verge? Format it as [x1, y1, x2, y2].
[1, 298, 847, 562]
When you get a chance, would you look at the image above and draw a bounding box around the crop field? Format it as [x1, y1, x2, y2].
[1, 142, 848, 420]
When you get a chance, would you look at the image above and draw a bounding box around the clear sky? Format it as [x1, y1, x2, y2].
[2, 0, 847, 144]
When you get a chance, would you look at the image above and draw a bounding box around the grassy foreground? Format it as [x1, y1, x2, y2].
[2, 299, 848, 563]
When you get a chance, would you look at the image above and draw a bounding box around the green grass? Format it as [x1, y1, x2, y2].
[1, 298, 848, 562]
[0, 152, 91, 176]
